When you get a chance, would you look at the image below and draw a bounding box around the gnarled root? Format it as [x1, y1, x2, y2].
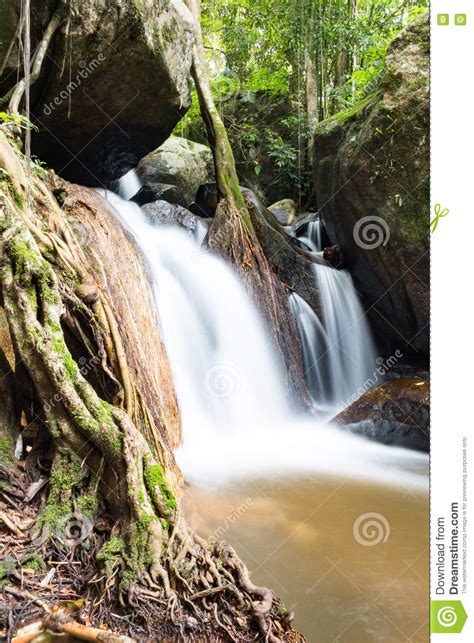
[0, 149, 303, 641]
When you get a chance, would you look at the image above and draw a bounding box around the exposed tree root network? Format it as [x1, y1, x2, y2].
[0, 110, 303, 642]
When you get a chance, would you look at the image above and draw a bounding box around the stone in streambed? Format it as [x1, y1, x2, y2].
[142, 200, 210, 237]
[335, 378, 429, 452]
[269, 198, 298, 226]
[138, 136, 214, 208]
[189, 183, 220, 218]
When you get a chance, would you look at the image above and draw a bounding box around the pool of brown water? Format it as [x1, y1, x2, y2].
[183, 474, 429, 642]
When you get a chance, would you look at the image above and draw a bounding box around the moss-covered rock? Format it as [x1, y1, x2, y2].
[335, 377, 429, 452]
[138, 135, 214, 206]
[313, 14, 429, 359]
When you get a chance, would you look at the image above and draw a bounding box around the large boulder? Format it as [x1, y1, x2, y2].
[1, 0, 195, 186]
[138, 136, 214, 207]
[335, 378, 429, 452]
[56, 183, 182, 460]
[269, 199, 297, 226]
[313, 15, 429, 359]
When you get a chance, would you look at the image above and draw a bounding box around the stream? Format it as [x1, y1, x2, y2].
[100, 188, 429, 641]
[184, 475, 428, 642]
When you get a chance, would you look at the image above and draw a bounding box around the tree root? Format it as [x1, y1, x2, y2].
[1, 5, 66, 113]
[4, 586, 134, 642]
[0, 140, 304, 641]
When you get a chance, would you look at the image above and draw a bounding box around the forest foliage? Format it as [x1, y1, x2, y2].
[175, 0, 428, 204]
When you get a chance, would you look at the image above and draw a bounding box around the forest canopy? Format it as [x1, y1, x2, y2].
[175, 0, 428, 204]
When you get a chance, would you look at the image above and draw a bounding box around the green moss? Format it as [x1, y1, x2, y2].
[77, 493, 97, 516]
[22, 554, 45, 573]
[128, 514, 156, 566]
[161, 22, 174, 45]
[97, 535, 126, 571]
[51, 333, 79, 382]
[119, 569, 135, 590]
[0, 172, 25, 210]
[0, 435, 14, 466]
[7, 234, 59, 305]
[143, 459, 176, 516]
[69, 406, 122, 459]
[317, 91, 381, 132]
[40, 455, 83, 528]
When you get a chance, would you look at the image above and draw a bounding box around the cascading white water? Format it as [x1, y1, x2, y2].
[293, 219, 378, 416]
[115, 168, 142, 200]
[289, 293, 333, 405]
[98, 191, 427, 490]
[98, 190, 291, 435]
[298, 220, 322, 253]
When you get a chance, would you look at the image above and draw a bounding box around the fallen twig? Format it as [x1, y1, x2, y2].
[0, 511, 23, 537]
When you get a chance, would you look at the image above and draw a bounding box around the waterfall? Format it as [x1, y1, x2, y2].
[98, 191, 291, 436]
[289, 293, 332, 407]
[97, 191, 427, 490]
[292, 219, 378, 416]
[114, 168, 142, 200]
[298, 220, 322, 252]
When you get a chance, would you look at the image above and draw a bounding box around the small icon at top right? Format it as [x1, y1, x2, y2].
[455, 14, 467, 26]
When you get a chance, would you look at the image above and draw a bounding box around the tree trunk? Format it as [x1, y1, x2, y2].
[305, 47, 319, 161]
[0, 130, 301, 641]
[186, 0, 311, 408]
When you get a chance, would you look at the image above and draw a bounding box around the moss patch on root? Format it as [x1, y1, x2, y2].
[143, 458, 177, 516]
[40, 455, 84, 528]
[0, 435, 14, 466]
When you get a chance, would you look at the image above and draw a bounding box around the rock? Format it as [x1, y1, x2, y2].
[142, 200, 210, 237]
[60, 185, 182, 459]
[269, 199, 297, 226]
[323, 245, 342, 268]
[241, 188, 324, 317]
[335, 378, 429, 452]
[313, 14, 429, 359]
[1, 1, 195, 186]
[138, 136, 214, 207]
[189, 183, 220, 218]
[132, 184, 186, 207]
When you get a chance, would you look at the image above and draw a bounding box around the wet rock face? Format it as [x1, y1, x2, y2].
[335, 378, 430, 452]
[138, 136, 214, 207]
[313, 14, 429, 360]
[268, 199, 297, 226]
[1, 0, 194, 186]
[142, 200, 210, 236]
[58, 184, 182, 454]
[241, 188, 324, 317]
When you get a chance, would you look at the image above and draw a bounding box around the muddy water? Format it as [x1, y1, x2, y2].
[183, 475, 429, 642]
